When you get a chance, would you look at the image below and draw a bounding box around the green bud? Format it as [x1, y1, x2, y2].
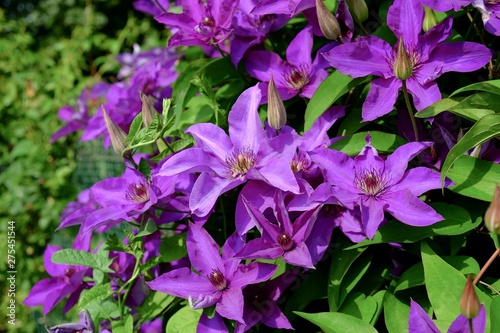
[459, 276, 480, 319]
[423, 6, 439, 32]
[316, 0, 341, 40]
[102, 106, 128, 156]
[267, 75, 287, 130]
[393, 37, 413, 80]
[346, 0, 369, 23]
[485, 185, 500, 235]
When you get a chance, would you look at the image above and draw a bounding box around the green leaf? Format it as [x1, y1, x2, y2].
[415, 93, 498, 122]
[490, 296, 500, 332]
[136, 219, 158, 237]
[51, 249, 114, 273]
[330, 131, 407, 155]
[305, 71, 368, 131]
[447, 155, 500, 201]
[294, 311, 378, 333]
[137, 291, 175, 323]
[450, 79, 500, 97]
[421, 241, 491, 331]
[124, 113, 143, 143]
[347, 203, 477, 249]
[328, 237, 367, 311]
[339, 292, 379, 324]
[111, 314, 133, 333]
[383, 292, 410, 333]
[78, 283, 112, 310]
[166, 306, 202, 333]
[160, 233, 187, 263]
[441, 113, 500, 185]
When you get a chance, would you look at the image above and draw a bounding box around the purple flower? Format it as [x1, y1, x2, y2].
[235, 190, 322, 269]
[51, 83, 109, 143]
[323, 0, 493, 121]
[245, 25, 334, 101]
[45, 310, 94, 333]
[311, 135, 446, 239]
[158, 85, 300, 217]
[133, 0, 169, 17]
[234, 270, 297, 332]
[81, 167, 176, 234]
[23, 244, 92, 315]
[147, 223, 277, 324]
[409, 299, 486, 333]
[472, 0, 500, 36]
[155, 0, 238, 47]
[197, 313, 228, 333]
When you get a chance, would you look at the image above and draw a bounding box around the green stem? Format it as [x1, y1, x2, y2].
[401, 80, 419, 142]
[466, 9, 493, 79]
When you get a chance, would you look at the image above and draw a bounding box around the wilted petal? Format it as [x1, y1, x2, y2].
[322, 36, 393, 78]
[362, 77, 402, 121]
[382, 190, 443, 226]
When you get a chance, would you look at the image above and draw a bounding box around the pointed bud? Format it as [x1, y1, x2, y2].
[423, 6, 439, 32]
[316, 0, 341, 40]
[140, 92, 158, 128]
[460, 276, 481, 319]
[102, 106, 128, 156]
[267, 76, 287, 130]
[393, 37, 413, 80]
[485, 185, 500, 235]
[346, 0, 368, 23]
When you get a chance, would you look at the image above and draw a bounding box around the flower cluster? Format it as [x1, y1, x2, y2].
[28, 0, 499, 332]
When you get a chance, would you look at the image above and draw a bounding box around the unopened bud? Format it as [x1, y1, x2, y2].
[423, 6, 439, 32]
[485, 185, 500, 235]
[140, 92, 158, 128]
[267, 76, 286, 130]
[346, 0, 368, 23]
[459, 276, 480, 319]
[393, 37, 413, 80]
[316, 0, 341, 40]
[102, 106, 128, 156]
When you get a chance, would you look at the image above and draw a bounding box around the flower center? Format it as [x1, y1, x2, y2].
[277, 233, 294, 251]
[290, 151, 310, 173]
[284, 64, 310, 90]
[125, 182, 149, 203]
[323, 204, 347, 218]
[208, 269, 228, 291]
[194, 17, 217, 40]
[225, 149, 256, 180]
[354, 168, 390, 196]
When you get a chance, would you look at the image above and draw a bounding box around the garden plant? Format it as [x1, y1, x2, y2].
[19, 0, 500, 332]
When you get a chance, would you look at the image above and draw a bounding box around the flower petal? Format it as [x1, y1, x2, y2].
[447, 305, 486, 333]
[286, 25, 313, 66]
[362, 77, 401, 121]
[405, 77, 441, 111]
[159, 147, 227, 177]
[387, 0, 424, 46]
[408, 299, 440, 333]
[216, 288, 245, 323]
[186, 123, 234, 161]
[322, 36, 393, 78]
[392, 167, 443, 196]
[384, 141, 433, 184]
[234, 238, 283, 260]
[382, 190, 444, 226]
[197, 313, 228, 333]
[284, 242, 315, 268]
[428, 42, 493, 74]
[360, 196, 385, 239]
[231, 262, 277, 289]
[187, 223, 225, 275]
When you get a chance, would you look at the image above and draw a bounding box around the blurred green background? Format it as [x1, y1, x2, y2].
[0, 0, 165, 331]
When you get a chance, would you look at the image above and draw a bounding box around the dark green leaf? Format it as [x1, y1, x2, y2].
[450, 80, 500, 97]
[78, 283, 113, 310]
[136, 219, 158, 238]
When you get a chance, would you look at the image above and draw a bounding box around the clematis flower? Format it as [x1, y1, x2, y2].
[235, 190, 322, 269]
[323, 0, 493, 121]
[158, 85, 300, 217]
[244, 25, 335, 101]
[23, 243, 92, 315]
[80, 167, 177, 234]
[45, 310, 94, 333]
[408, 299, 486, 333]
[311, 135, 447, 239]
[133, 0, 169, 17]
[471, 0, 500, 36]
[147, 223, 277, 324]
[155, 0, 238, 47]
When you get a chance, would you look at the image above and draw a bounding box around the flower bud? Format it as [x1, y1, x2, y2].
[316, 0, 341, 40]
[140, 92, 158, 128]
[102, 106, 128, 156]
[485, 185, 500, 235]
[393, 37, 413, 80]
[423, 6, 438, 32]
[267, 76, 287, 130]
[459, 276, 481, 319]
[346, 0, 368, 23]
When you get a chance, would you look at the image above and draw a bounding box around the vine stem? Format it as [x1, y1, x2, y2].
[473, 247, 500, 285]
[401, 80, 419, 142]
[465, 9, 493, 79]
